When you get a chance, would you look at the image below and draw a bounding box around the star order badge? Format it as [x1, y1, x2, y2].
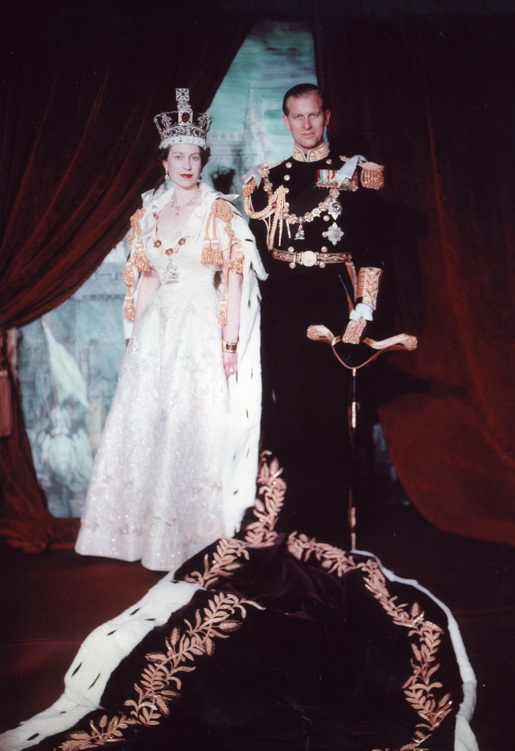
[323, 222, 344, 246]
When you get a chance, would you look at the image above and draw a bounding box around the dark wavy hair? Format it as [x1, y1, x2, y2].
[282, 84, 328, 115]
[157, 144, 210, 168]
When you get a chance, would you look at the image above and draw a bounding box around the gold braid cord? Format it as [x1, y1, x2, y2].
[123, 208, 151, 321]
[357, 267, 383, 309]
[201, 198, 243, 326]
[287, 535, 453, 750]
[242, 170, 289, 251]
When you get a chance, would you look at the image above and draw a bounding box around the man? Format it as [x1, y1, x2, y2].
[244, 84, 385, 547]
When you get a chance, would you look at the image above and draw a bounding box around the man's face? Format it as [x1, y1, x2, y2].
[282, 92, 330, 153]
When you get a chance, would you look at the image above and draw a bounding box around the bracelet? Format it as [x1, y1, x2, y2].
[222, 339, 238, 353]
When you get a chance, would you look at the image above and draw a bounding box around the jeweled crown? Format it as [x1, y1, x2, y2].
[154, 88, 212, 150]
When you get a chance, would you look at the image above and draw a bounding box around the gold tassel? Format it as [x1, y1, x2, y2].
[123, 293, 135, 321]
[128, 207, 151, 271]
[122, 260, 135, 287]
[202, 199, 233, 266]
[201, 238, 223, 266]
[227, 240, 244, 275]
[133, 244, 151, 272]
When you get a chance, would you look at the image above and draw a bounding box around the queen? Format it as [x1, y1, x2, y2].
[75, 89, 266, 572]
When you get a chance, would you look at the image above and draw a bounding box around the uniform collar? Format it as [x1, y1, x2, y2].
[291, 142, 329, 163]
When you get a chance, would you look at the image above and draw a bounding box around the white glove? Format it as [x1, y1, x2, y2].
[349, 302, 374, 322]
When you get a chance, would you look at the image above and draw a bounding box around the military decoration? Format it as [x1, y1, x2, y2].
[294, 221, 305, 241]
[323, 222, 344, 246]
[328, 200, 341, 220]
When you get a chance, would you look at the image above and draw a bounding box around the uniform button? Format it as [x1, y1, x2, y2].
[326, 159, 332, 164]
[284, 174, 290, 181]
[323, 215, 330, 221]
[288, 246, 294, 251]
[286, 162, 292, 168]
[321, 246, 328, 252]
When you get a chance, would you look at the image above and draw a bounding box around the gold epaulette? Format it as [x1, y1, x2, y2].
[241, 160, 283, 198]
[266, 159, 285, 170]
[339, 156, 385, 190]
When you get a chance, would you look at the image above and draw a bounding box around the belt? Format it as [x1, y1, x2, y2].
[272, 249, 351, 269]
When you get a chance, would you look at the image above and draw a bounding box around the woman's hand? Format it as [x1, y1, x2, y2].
[223, 351, 238, 378]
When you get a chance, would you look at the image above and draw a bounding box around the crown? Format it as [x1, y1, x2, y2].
[154, 88, 212, 150]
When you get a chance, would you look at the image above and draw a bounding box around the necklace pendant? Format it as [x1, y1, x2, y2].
[163, 261, 179, 283]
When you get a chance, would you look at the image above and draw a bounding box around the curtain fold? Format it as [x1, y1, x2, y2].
[0, 0, 256, 551]
[313, 1, 515, 544]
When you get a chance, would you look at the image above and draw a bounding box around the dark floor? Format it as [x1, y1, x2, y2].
[1, 498, 514, 750]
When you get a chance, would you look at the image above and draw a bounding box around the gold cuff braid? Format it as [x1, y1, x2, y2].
[357, 267, 383, 309]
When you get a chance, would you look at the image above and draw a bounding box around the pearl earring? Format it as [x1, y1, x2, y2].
[164, 166, 169, 178]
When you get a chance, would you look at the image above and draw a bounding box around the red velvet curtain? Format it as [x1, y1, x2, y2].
[314, 2, 515, 544]
[0, 0, 255, 551]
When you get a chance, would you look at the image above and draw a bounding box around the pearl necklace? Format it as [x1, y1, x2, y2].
[170, 186, 201, 216]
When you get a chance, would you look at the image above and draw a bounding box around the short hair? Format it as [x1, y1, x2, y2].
[282, 84, 328, 115]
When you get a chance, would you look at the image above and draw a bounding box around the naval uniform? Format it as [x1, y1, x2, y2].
[244, 142, 385, 547]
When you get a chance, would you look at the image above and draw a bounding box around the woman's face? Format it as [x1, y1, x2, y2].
[163, 144, 202, 190]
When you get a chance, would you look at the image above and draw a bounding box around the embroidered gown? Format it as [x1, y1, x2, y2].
[75, 183, 265, 572]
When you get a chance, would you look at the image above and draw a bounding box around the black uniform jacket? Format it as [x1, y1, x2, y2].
[247, 148, 384, 304]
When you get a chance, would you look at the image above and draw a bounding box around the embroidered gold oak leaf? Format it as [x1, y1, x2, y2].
[59, 595, 256, 749]
[122, 593, 255, 727]
[244, 451, 286, 546]
[58, 454, 286, 751]
[184, 537, 250, 588]
[286, 534, 365, 578]
[185, 452, 286, 588]
[59, 715, 133, 751]
[399, 727, 432, 750]
[286, 534, 454, 751]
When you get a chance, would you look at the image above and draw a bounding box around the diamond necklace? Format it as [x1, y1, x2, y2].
[170, 186, 201, 216]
